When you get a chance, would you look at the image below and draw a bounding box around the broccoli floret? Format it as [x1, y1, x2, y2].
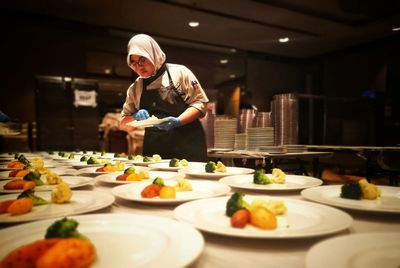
[23, 171, 44, 186]
[124, 166, 136, 174]
[58, 151, 65, 157]
[47, 151, 54, 155]
[68, 154, 75, 159]
[152, 177, 165, 187]
[340, 183, 362, 200]
[143, 156, 152, 162]
[205, 161, 217, 173]
[17, 189, 48, 206]
[80, 155, 89, 162]
[17, 155, 30, 167]
[45, 217, 88, 240]
[253, 169, 272, 185]
[169, 158, 180, 167]
[101, 151, 106, 156]
[87, 156, 100, 164]
[128, 154, 134, 160]
[226, 192, 250, 217]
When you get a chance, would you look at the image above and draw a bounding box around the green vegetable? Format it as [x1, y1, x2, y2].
[340, 183, 362, 200]
[205, 161, 217, 173]
[87, 156, 100, 164]
[68, 154, 75, 159]
[17, 189, 48, 206]
[80, 155, 89, 162]
[58, 151, 65, 157]
[101, 151, 106, 156]
[23, 171, 44, 186]
[124, 166, 136, 174]
[17, 154, 30, 167]
[169, 158, 180, 167]
[128, 154, 134, 160]
[152, 177, 165, 187]
[47, 151, 54, 155]
[45, 217, 88, 240]
[226, 192, 250, 217]
[143, 156, 152, 162]
[253, 169, 272, 185]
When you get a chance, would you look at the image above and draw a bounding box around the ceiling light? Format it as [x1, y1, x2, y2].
[392, 26, 400, 31]
[220, 59, 229, 64]
[229, 74, 236, 79]
[230, 48, 237, 53]
[188, 21, 200, 27]
[279, 37, 289, 43]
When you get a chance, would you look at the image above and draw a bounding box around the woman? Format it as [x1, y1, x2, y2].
[120, 34, 209, 161]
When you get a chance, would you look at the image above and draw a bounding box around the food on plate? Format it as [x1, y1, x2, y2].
[226, 192, 287, 230]
[205, 161, 226, 173]
[0, 200, 14, 214]
[143, 154, 162, 163]
[169, 158, 189, 167]
[80, 155, 89, 162]
[87, 156, 100, 165]
[114, 152, 128, 158]
[1, 217, 96, 268]
[24, 171, 45, 186]
[3, 179, 35, 190]
[6, 197, 34, 216]
[45, 171, 63, 185]
[253, 168, 286, 185]
[129, 154, 144, 161]
[7, 160, 26, 169]
[51, 182, 72, 204]
[8, 169, 30, 178]
[141, 177, 192, 199]
[115, 166, 150, 181]
[18, 189, 49, 206]
[340, 179, 381, 200]
[95, 161, 125, 172]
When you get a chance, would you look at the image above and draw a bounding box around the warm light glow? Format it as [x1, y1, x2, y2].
[279, 37, 289, 43]
[392, 26, 400, 31]
[220, 59, 229, 64]
[229, 74, 236, 79]
[230, 48, 237, 53]
[188, 21, 200, 27]
[104, 68, 111, 74]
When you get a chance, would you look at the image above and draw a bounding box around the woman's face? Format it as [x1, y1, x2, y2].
[129, 55, 155, 78]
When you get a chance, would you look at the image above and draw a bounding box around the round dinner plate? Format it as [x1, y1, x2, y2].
[0, 213, 204, 268]
[96, 170, 179, 185]
[174, 195, 353, 239]
[148, 161, 206, 171]
[0, 176, 94, 193]
[112, 179, 231, 204]
[219, 174, 323, 191]
[74, 167, 123, 176]
[0, 191, 115, 223]
[306, 232, 400, 268]
[179, 166, 254, 179]
[301, 185, 400, 213]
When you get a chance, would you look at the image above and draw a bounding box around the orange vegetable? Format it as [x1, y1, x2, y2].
[231, 209, 251, 228]
[250, 207, 277, 230]
[0, 200, 15, 214]
[23, 181, 36, 190]
[95, 167, 104, 172]
[116, 174, 128, 181]
[16, 169, 30, 178]
[102, 166, 117, 172]
[141, 184, 161, 198]
[7, 161, 25, 169]
[7, 198, 33, 215]
[159, 186, 176, 199]
[126, 173, 142, 181]
[3, 179, 25, 190]
[8, 169, 20, 177]
[0, 239, 61, 268]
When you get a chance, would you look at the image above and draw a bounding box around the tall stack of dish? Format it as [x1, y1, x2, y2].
[213, 117, 237, 149]
[237, 109, 257, 133]
[271, 93, 299, 145]
[246, 127, 274, 150]
[254, 112, 272, 127]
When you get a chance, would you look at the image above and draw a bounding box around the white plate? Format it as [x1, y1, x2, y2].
[174, 195, 352, 239]
[179, 166, 254, 179]
[0, 213, 204, 268]
[301, 185, 400, 213]
[219, 174, 323, 191]
[72, 163, 105, 169]
[306, 232, 400, 268]
[127, 117, 169, 128]
[148, 161, 206, 171]
[0, 176, 94, 193]
[112, 179, 231, 204]
[96, 170, 179, 184]
[0, 191, 114, 223]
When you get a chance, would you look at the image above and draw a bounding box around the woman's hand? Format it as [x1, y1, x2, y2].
[155, 117, 181, 131]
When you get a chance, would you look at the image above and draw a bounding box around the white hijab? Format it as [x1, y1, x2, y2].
[127, 34, 166, 78]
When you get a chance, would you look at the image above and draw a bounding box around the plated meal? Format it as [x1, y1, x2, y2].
[179, 161, 254, 179]
[148, 159, 205, 171]
[174, 193, 353, 238]
[96, 170, 177, 184]
[0, 213, 204, 268]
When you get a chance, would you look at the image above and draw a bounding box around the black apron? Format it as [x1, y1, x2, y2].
[140, 64, 208, 162]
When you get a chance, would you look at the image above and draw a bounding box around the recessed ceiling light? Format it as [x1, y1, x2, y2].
[279, 37, 289, 43]
[229, 74, 236, 79]
[188, 21, 200, 27]
[392, 26, 400, 31]
[230, 48, 237, 53]
[220, 59, 229, 64]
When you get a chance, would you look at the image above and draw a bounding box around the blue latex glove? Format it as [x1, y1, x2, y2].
[133, 109, 150, 121]
[155, 117, 182, 131]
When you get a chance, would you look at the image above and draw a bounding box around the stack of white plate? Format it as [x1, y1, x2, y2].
[246, 127, 274, 150]
[214, 117, 237, 149]
[256, 145, 287, 154]
[287, 144, 307, 153]
[234, 133, 247, 150]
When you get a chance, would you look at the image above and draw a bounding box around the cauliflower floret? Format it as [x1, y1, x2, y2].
[133, 155, 143, 161]
[51, 182, 72, 203]
[359, 179, 381, 200]
[114, 161, 126, 171]
[250, 199, 287, 215]
[152, 154, 162, 162]
[46, 171, 63, 185]
[138, 168, 150, 180]
[179, 159, 189, 167]
[216, 161, 227, 172]
[271, 168, 286, 184]
[174, 177, 193, 192]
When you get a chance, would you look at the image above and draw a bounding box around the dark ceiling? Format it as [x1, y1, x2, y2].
[2, 0, 400, 58]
